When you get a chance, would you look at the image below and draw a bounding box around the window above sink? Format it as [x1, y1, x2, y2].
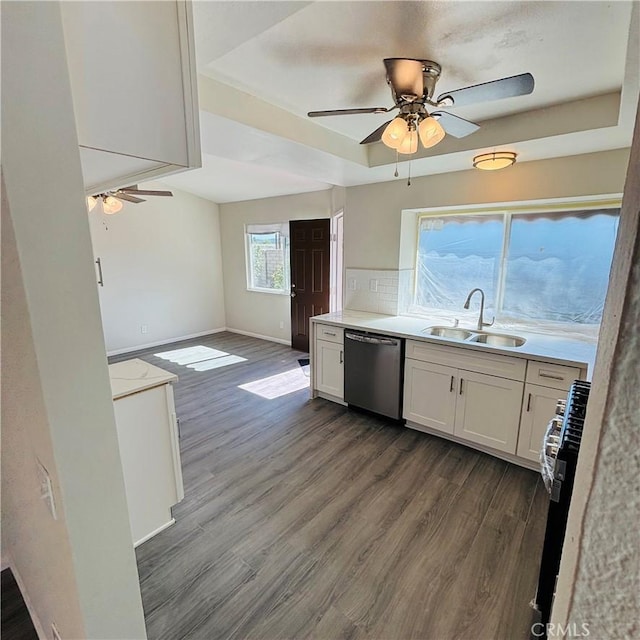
[405, 200, 620, 339]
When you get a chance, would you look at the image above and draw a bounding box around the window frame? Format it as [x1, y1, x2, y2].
[411, 199, 621, 327]
[244, 223, 291, 295]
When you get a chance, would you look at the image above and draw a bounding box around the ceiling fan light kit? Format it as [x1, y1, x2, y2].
[86, 186, 173, 215]
[473, 151, 517, 171]
[307, 58, 533, 178]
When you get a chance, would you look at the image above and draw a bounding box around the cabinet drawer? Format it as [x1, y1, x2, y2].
[406, 340, 526, 381]
[526, 361, 582, 391]
[315, 324, 343, 344]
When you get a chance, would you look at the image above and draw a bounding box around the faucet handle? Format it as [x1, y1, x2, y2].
[452, 318, 459, 327]
[484, 316, 495, 328]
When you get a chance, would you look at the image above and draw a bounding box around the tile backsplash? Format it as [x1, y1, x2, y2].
[344, 268, 414, 316]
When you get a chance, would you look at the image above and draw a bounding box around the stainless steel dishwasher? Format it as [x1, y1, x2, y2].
[344, 330, 404, 420]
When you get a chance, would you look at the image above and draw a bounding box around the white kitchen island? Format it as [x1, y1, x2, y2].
[109, 358, 184, 547]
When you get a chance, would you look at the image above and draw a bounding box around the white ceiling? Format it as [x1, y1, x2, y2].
[161, 0, 639, 203]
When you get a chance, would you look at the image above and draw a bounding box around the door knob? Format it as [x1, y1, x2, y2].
[290, 292, 296, 298]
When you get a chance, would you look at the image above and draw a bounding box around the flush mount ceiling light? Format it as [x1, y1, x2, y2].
[473, 151, 517, 171]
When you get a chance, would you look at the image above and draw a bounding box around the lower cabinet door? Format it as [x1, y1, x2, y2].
[517, 383, 564, 462]
[403, 359, 457, 434]
[314, 339, 344, 399]
[454, 371, 524, 454]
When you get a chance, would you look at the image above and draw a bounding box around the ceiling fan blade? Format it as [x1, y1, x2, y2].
[431, 111, 480, 138]
[308, 107, 390, 117]
[360, 120, 393, 145]
[437, 72, 534, 108]
[119, 188, 173, 197]
[114, 192, 145, 204]
[384, 58, 424, 101]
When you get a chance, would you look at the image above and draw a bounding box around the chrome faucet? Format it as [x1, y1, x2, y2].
[463, 288, 495, 331]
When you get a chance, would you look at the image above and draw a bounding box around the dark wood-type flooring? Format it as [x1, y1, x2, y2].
[1, 570, 38, 640]
[111, 332, 548, 640]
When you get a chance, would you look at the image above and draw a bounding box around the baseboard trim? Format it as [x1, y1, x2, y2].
[3, 555, 47, 640]
[226, 327, 292, 347]
[107, 328, 227, 356]
[134, 518, 175, 548]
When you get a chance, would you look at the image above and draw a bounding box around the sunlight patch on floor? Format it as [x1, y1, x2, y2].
[155, 345, 247, 371]
[238, 367, 309, 399]
[188, 355, 247, 371]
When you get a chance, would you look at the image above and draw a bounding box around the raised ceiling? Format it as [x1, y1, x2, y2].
[161, 1, 638, 203]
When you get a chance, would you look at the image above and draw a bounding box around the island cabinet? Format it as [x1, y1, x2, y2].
[403, 341, 525, 455]
[109, 359, 184, 547]
[312, 324, 345, 403]
[61, 0, 200, 194]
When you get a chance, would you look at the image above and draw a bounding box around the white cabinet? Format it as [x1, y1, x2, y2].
[61, 1, 200, 194]
[403, 360, 456, 434]
[314, 339, 344, 400]
[109, 359, 184, 547]
[453, 371, 524, 453]
[403, 340, 525, 455]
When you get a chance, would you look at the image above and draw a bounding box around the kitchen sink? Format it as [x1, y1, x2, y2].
[470, 333, 526, 348]
[423, 326, 473, 340]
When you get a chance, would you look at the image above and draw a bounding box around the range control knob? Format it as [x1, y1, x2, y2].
[555, 399, 567, 416]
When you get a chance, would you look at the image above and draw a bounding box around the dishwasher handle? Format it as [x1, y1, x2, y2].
[345, 332, 398, 346]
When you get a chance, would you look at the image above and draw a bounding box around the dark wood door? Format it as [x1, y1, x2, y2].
[290, 219, 331, 352]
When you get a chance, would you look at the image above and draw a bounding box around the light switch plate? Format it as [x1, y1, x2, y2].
[36, 459, 57, 520]
[348, 278, 357, 291]
[369, 279, 378, 292]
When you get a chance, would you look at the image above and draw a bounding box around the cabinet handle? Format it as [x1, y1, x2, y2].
[526, 393, 532, 412]
[450, 375, 455, 392]
[325, 331, 336, 336]
[339, 350, 343, 364]
[95, 257, 104, 287]
[539, 372, 564, 381]
[459, 378, 464, 395]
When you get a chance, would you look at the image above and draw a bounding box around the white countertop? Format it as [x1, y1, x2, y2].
[312, 311, 597, 376]
[109, 358, 178, 400]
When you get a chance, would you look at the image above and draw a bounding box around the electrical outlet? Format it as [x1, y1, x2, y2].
[52, 622, 62, 640]
[279, 321, 284, 329]
[140, 324, 148, 334]
[348, 278, 357, 291]
[369, 279, 378, 292]
[36, 459, 57, 520]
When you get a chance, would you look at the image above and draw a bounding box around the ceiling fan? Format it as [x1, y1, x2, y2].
[308, 59, 534, 154]
[87, 185, 173, 214]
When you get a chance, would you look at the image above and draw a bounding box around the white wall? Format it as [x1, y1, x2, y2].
[2, 178, 85, 639]
[219, 189, 332, 343]
[345, 148, 631, 271]
[551, 104, 640, 635]
[1, 2, 147, 637]
[89, 182, 225, 354]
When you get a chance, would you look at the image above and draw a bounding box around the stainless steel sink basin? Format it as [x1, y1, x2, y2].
[423, 326, 473, 340]
[470, 333, 526, 348]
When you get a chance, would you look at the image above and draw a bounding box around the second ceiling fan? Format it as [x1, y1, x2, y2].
[308, 59, 534, 153]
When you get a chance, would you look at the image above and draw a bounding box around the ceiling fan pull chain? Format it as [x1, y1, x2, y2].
[407, 157, 412, 186]
[394, 151, 399, 177]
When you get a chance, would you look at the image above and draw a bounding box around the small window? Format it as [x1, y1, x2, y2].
[245, 223, 290, 293]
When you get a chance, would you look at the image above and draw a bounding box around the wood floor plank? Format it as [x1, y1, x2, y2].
[111, 332, 547, 640]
